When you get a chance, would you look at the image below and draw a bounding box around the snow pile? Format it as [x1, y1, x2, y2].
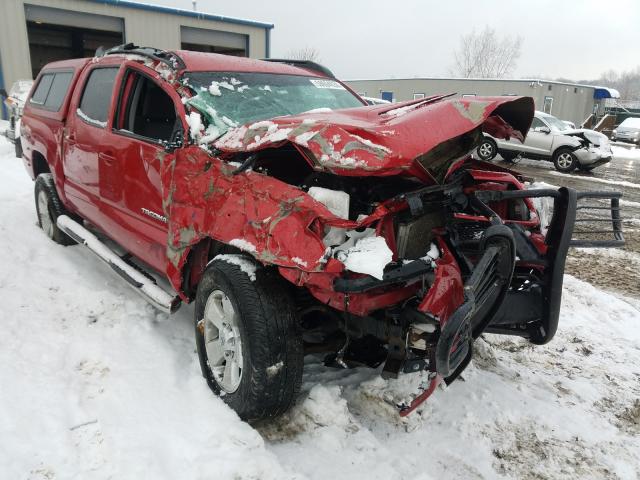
[185, 111, 203, 141]
[307, 186, 350, 219]
[527, 180, 557, 235]
[337, 235, 393, 280]
[228, 238, 258, 254]
[212, 254, 257, 281]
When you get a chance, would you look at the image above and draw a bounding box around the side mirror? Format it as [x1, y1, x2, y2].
[535, 126, 551, 134]
[0, 88, 7, 98]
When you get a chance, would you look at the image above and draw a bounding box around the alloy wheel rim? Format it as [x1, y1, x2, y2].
[479, 142, 493, 158]
[558, 153, 573, 169]
[37, 190, 54, 238]
[203, 289, 243, 393]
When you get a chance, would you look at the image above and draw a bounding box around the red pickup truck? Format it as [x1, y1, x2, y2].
[20, 44, 624, 420]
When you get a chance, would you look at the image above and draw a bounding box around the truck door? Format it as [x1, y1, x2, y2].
[63, 65, 120, 227]
[101, 65, 185, 272]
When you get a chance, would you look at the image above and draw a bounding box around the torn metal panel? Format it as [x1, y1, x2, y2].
[210, 96, 534, 182]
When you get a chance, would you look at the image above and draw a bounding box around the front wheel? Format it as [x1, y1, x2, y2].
[553, 148, 578, 172]
[195, 256, 303, 420]
[477, 138, 498, 161]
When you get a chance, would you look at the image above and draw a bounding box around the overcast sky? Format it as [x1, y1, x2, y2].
[138, 0, 640, 82]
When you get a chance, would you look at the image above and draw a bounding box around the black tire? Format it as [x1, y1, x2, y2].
[499, 150, 519, 163]
[195, 257, 303, 421]
[14, 137, 22, 159]
[34, 174, 76, 246]
[552, 148, 578, 172]
[477, 137, 498, 161]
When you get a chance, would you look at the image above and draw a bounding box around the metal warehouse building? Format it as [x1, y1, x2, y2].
[346, 78, 619, 126]
[0, 0, 274, 118]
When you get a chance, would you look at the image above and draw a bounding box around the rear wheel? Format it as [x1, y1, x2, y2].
[553, 148, 578, 172]
[34, 174, 76, 246]
[195, 256, 303, 420]
[477, 138, 498, 161]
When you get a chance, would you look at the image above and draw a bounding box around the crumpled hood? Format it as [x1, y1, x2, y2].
[562, 128, 609, 146]
[213, 95, 534, 181]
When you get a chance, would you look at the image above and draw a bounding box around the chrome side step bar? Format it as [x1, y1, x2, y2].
[57, 215, 181, 314]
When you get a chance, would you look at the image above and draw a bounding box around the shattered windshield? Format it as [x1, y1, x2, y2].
[183, 72, 364, 140]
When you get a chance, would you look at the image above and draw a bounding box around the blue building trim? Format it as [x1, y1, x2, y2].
[85, 0, 274, 29]
[265, 28, 271, 58]
[0, 51, 7, 120]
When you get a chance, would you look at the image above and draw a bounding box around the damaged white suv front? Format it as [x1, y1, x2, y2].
[477, 110, 613, 173]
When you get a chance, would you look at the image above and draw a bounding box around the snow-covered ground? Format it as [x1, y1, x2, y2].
[0, 131, 639, 479]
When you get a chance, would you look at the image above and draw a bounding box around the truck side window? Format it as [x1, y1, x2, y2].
[44, 72, 73, 111]
[30, 74, 54, 105]
[29, 71, 74, 111]
[119, 72, 178, 143]
[78, 67, 119, 127]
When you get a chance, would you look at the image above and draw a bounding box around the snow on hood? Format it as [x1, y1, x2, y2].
[212, 96, 534, 181]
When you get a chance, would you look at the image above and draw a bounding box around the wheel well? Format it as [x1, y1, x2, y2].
[181, 238, 245, 300]
[32, 151, 51, 177]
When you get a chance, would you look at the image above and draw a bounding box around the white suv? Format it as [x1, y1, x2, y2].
[476, 110, 612, 172]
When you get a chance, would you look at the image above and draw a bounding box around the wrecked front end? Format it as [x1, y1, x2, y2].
[563, 129, 613, 168]
[162, 94, 624, 415]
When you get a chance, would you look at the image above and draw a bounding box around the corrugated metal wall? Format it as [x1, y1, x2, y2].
[347, 78, 596, 125]
[0, 0, 270, 117]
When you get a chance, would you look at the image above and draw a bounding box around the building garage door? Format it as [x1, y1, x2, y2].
[181, 26, 248, 57]
[24, 4, 124, 79]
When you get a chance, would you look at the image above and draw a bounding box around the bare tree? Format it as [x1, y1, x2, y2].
[286, 47, 321, 62]
[452, 27, 523, 78]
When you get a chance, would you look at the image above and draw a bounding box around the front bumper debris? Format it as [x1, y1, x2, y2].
[396, 186, 624, 415]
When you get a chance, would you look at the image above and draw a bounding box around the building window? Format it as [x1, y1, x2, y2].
[413, 93, 425, 100]
[181, 26, 248, 57]
[548, 85, 552, 91]
[574, 87, 578, 93]
[381, 91, 394, 102]
[543, 96, 553, 114]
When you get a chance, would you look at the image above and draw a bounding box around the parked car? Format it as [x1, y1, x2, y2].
[20, 45, 624, 420]
[1, 79, 33, 158]
[477, 110, 612, 172]
[362, 96, 391, 105]
[611, 117, 640, 145]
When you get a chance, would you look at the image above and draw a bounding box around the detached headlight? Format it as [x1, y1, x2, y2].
[612, 129, 618, 136]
